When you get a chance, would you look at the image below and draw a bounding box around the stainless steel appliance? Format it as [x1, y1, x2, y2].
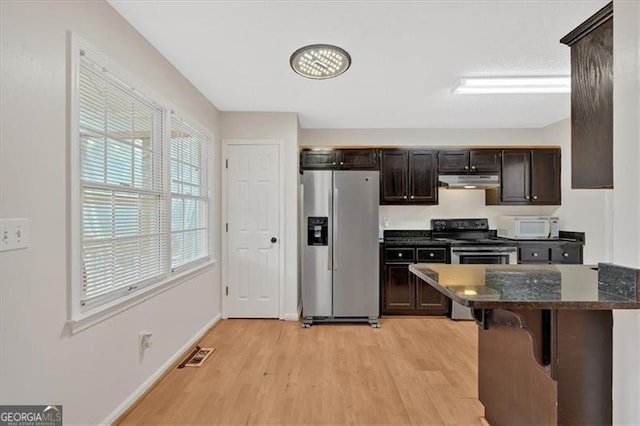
[302, 170, 380, 328]
[431, 218, 517, 320]
[497, 215, 560, 240]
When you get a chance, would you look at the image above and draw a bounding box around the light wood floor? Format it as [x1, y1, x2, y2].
[118, 317, 483, 425]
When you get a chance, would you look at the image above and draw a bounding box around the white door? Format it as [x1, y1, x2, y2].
[225, 143, 281, 318]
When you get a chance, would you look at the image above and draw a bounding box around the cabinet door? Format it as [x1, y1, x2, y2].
[337, 149, 378, 170]
[380, 150, 408, 204]
[470, 149, 501, 173]
[408, 150, 438, 204]
[416, 280, 448, 313]
[438, 150, 469, 173]
[565, 17, 613, 189]
[383, 264, 415, 312]
[501, 150, 531, 203]
[531, 149, 561, 205]
[300, 150, 336, 169]
[551, 246, 582, 264]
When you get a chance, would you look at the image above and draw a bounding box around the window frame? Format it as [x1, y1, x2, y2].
[68, 33, 216, 332]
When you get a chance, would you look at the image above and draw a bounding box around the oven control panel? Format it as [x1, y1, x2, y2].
[431, 218, 489, 231]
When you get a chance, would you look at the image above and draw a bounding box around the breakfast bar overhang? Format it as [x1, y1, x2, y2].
[410, 263, 640, 426]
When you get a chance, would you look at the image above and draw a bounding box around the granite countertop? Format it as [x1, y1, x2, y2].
[409, 263, 640, 310]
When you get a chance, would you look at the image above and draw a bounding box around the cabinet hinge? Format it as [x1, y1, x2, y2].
[226, 286, 229, 296]
[225, 159, 228, 169]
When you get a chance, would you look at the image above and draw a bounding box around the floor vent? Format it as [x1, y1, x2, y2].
[178, 345, 215, 368]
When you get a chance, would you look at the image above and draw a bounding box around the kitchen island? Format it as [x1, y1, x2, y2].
[410, 263, 640, 426]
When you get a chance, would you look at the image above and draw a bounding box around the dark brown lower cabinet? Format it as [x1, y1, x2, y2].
[381, 246, 448, 315]
[518, 242, 583, 265]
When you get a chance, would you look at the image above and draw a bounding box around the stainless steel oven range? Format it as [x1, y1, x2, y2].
[431, 218, 517, 319]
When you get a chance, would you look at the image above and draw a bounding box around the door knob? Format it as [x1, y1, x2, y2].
[271, 237, 278, 243]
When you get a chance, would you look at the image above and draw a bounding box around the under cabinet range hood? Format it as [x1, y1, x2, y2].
[438, 174, 500, 189]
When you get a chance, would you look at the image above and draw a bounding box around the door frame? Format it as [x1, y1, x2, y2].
[221, 139, 285, 319]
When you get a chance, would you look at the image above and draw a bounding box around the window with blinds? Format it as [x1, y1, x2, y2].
[74, 42, 211, 315]
[170, 114, 209, 270]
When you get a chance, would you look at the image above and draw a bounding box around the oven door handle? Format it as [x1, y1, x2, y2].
[452, 248, 517, 253]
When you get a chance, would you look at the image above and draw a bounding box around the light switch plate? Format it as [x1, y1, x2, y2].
[1, 218, 30, 252]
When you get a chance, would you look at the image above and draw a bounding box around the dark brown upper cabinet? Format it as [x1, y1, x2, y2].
[486, 149, 561, 205]
[300, 148, 378, 170]
[380, 149, 438, 205]
[561, 2, 613, 189]
[438, 149, 501, 174]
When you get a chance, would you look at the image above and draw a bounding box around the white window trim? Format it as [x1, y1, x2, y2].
[67, 32, 217, 333]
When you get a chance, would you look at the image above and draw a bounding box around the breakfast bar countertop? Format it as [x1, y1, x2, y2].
[409, 263, 640, 310]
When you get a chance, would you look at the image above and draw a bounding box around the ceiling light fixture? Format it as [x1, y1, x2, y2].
[290, 44, 351, 80]
[452, 76, 571, 94]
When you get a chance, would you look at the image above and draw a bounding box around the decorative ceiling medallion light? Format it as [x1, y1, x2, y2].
[452, 76, 571, 94]
[290, 44, 351, 80]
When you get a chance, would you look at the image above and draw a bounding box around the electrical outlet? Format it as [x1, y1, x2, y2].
[139, 330, 153, 352]
[0, 218, 29, 252]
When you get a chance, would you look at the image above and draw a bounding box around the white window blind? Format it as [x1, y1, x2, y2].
[170, 113, 209, 270]
[79, 52, 168, 310]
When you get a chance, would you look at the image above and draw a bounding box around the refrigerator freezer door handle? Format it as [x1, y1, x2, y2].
[333, 187, 339, 270]
[328, 187, 333, 271]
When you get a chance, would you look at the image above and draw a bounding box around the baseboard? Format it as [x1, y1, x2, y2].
[102, 314, 222, 425]
[283, 300, 303, 322]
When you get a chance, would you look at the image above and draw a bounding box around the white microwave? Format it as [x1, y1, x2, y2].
[497, 216, 559, 240]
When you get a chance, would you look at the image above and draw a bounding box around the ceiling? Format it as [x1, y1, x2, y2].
[108, 0, 607, 129]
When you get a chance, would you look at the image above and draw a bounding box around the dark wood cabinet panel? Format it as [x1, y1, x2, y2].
[518, 243, 583, 265]
[381, 246, 449, 315]
[300, 150, 336, 169]
[438, 150, 469, 173]
[337, 149, 379, 169]
[301, 149, 378, 170]
[416, 281, 447, 310]
[438, 149, 501, 174]
[531, 149, 561, 204]
[380, 150, 408, 203]
[470, 149, 501, 173]
[408, 150, 438, 204]
[561, 3, 613, 189]
[380, 149, 437, 205]
[500, 150, 531, 203]
[383, 263, 415, 312]
[488, 149, 561, 205]
[551, 246, 583, 264]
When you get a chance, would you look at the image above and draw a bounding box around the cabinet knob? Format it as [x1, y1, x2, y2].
[398, 253, 403, 258]
[563, 252, 569, 258]
[471, 165, 476, 170]
[532, 252, 538, 257]
[429, 253, 434, 258]
[533, 195, 538, 200]
[332, 162, 336, 165]
[403, 195, 408, 199]
[525, 196, 530, 200]
[410, 195, 415, 199]
[463, 165, 469, 171]
[340, 161, 344, 165]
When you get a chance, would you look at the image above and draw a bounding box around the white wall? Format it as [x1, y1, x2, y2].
[220, 112, 300, 320]
[302, 124, 609, 264]
[612, 1, 640, 423]
[0, 2, 221, 424]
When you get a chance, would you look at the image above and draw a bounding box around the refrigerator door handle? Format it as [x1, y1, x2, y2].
[328, 187, 333, 271]
[333, 187, 339, 270]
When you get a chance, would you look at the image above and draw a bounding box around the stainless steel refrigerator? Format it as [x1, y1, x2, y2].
[301, 170, 380, 328]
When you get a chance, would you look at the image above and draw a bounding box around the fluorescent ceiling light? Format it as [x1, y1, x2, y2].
[452, 76, 571, 94]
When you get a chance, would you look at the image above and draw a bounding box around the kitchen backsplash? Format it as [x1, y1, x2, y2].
[379, 189, 560, 230]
